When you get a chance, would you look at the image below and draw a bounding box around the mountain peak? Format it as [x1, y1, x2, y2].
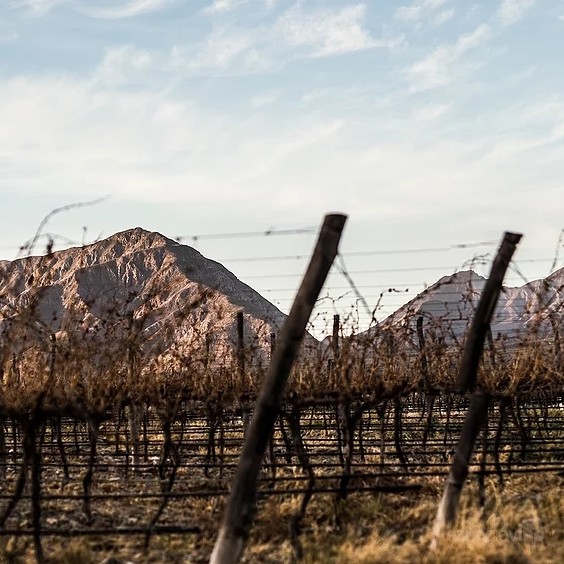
[73, 227, 186, 266]
[437, 269, 484, 284]
[0, 227, 292, 362]
[98, 227, 178, 254]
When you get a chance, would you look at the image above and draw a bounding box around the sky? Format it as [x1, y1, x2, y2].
[1, 0, 564, 335]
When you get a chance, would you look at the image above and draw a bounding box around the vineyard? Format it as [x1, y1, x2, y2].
[0, 219, 563, 563]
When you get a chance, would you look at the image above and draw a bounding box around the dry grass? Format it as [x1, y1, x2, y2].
[2, 472, 559, 563]
[296, 474, 563, 564]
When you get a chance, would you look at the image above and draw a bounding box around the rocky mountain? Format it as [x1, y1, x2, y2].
[373, 268, 564, 342]
[0, 228, 296, 368]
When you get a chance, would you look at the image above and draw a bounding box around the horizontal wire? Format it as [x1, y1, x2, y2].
[241, 259, 558, 278]
[218, 241, 500, 263]
[257, 278, 564, 294]
[175, 226, 317, 242]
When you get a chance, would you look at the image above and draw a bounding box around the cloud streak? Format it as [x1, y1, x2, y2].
[395, 0, 449, 23]
[406, 24, 491, 90]
[414, 103, 451, 121]
[171, 28, 262, 74]
[498, 0, 536, 27]
[276, 4, 379, 57]
[10, 0, 173, 18]
[169, 3, 400, 76]
[0, 75, 347, 209]
[9, 0, 65, 15]
[434, 7, 454, 25]
[203, 0, 249, 14]
[94, 45, 155, 85]
[83, 0, 172, 19]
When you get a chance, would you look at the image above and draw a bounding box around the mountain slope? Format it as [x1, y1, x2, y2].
[371, 268, 564, 341]
[0, 228, 292, 366]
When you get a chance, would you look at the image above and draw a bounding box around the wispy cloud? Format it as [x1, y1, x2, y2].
[9, 0, 65, 16]
[172, 3, 399, 75]
[498, 0, 536, 27]
[10, 0, 173, 18]
[434, 7, 455, 25]
[172, 28, 264, 74]
[203, 0, 248, 14]
[482, 98, 564, 161]
[300, 89, 329, 105]
[94, 45, 154, 85]
[406, 24, 491, 90]
[414, 103, 451, 121]
[2, 70, 564, 264]
[395, 0, 448, 23]
[84, 0, 171, 19]
[251, 91, 277, 108]
[203, 0, 279, 15]
[276, 3, 379, 57]
[0, 75, 347, 211]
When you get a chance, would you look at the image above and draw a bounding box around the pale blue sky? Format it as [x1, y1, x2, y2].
[1, 0, 563, 333]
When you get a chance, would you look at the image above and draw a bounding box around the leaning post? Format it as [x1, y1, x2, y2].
[431, 231, 522, 546]
[210, 213, 347, 564]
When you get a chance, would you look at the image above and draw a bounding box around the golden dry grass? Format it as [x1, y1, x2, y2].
[1, 472, 559, 563]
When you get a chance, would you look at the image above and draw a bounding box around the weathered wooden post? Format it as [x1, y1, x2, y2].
[332, 314, 340, 360]
[236, 311, 251, 435]
[210, 213, 347, 564]
[431, 231, 522, 546]
[236, 311, 245, 377]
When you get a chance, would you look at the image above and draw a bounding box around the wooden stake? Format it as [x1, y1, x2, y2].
[210, 214, 347, 564]
[431, 231, 522, 547]
[456, 232, 522, 392]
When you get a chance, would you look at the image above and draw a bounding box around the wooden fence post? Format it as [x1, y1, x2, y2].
[431, 231, 522, 546]
[332, 314, 340, 361]
[210, 213, 347, 564]
[236, 311, 245, 378]
[456, 232, 523, 392]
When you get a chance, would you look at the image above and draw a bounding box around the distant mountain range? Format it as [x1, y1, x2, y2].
[372, 268, 564, 342]
[1, 229, 562, 368]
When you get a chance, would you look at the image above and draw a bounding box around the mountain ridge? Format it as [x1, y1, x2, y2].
[0, 228, 291, 365]
[371, 267, 564, 341]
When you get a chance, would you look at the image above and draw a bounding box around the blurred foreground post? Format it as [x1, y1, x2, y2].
[455, 232, 523, 393]
[431, 231, 522, 546]
[210, 213, 347, 564]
